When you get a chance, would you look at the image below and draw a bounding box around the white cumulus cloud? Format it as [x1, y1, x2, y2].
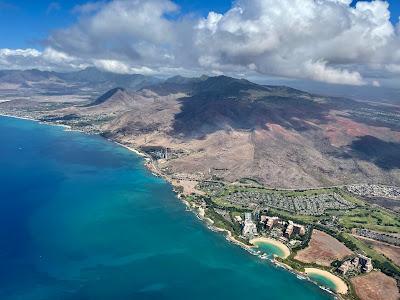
[1, 0, 400, 86]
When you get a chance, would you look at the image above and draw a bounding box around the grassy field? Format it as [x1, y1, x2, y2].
[211, 197, 244, 210]
[338, 208, 400, 234]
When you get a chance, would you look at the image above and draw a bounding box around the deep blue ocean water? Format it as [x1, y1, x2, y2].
[0, 116, 333, 300]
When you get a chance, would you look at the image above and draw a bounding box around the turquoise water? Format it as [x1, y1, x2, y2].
[0, 116, 333, 300]
[253, 241, 286, 258]
[307, 273, 338, 292]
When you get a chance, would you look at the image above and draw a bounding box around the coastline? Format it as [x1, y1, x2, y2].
[0, 113, 343, 299]
[113, 141, 149, 158]
[0, 113, 39, 122]
[305, 268, 348, 295]
[250, 237, 291, 259]
[0, 113, 73, 130]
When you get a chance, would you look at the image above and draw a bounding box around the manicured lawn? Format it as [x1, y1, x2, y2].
[339, 208, 400, 233]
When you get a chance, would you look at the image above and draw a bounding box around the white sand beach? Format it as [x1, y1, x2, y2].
[250, 237, 291, 259]
[305, 268, 348, 294]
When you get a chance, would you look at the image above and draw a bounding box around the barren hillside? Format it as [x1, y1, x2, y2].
[1, 74, 400, 188]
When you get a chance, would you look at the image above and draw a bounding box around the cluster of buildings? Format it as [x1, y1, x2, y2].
[237, 213, 307, 241]
[197, 181, 226, 197]
[346, 184, 400, 200]
[261, 215, 280, 230]
[140, 146, 171, 160]
[337, 254, 373, 275]
[224, 190, 354, 216]
[259, 215, 306, 237]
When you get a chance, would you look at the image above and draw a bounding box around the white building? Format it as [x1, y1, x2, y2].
[242, 213, 258, 238]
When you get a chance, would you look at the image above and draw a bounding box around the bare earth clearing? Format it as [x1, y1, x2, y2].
[350, 271, 400, 300]
[295, 230, 353, 266]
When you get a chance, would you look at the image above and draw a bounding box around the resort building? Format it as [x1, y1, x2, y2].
[337, 254, 373, 275]
[338, 261, 352, 275]
[266, 216, 280, 230]
[260, 215, 268, 223]
[242, 213, 258, 238]
[284, 223, 293, 239]
[284, 221, 305, 238]
[358, 255, 373, 273]
[293, 223, 306, 236]
[260, 215, 280, 230]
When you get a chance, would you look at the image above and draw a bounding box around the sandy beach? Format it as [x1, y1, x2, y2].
[305, 268, 348, 294]
[250, 237, 291, 259]
[114, 142, 148, 158]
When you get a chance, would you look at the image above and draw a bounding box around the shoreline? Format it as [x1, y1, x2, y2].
[250, 237, 291, 259]
[0, 113, 345, 299]
[305, 268, 348, 295]
[113, 141, 149, 159]
[0, 113, 73, 130]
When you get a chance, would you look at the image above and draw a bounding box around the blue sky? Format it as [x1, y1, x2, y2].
[1, 0, 399, 49]
[0, 0, 233, 49]
[0, 0, 400, 88]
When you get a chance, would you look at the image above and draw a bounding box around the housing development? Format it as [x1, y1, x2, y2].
[185, 180, 400, 300]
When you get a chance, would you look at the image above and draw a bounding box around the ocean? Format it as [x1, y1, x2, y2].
[0, 116, 333, 300]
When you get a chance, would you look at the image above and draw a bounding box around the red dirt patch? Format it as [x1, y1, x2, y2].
[323, 115, 400, 147]
[266, 123, 302, 143]
[351, 271, 400, 300]
[295, 230, 353, 266]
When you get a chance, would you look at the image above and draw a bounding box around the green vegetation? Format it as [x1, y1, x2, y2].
[184, 194, 249, 245]
[195, 181, 400, 296]
[201, 181, 400, 234]
[338, 209, 400, 233]
[211, 196, 244, 210]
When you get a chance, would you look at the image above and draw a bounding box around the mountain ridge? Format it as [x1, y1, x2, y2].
[0, 70, 399, 189]
[0, 67, 161, 93]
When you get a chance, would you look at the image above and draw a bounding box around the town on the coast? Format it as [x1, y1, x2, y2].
[182, 179, 400, 300]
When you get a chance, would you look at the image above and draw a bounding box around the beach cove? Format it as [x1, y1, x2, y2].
[305, 268, 349, 295]
[250, 237, 291, 259]
[0, 115, 334, 300]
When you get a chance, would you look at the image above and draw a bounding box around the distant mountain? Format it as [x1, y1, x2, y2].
[141, 75, 321, 136]
[58, 67, 160, 90]
[0, 68, 161, 94]
[0, 69, 60, 84]
[87, 87, 128, 106]
[164, 75, 209, 85]
[143, 74, 210, 95]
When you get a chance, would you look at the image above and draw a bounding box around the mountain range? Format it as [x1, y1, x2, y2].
[0, 69, 399, 188]
[0, 67, 160, 96]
